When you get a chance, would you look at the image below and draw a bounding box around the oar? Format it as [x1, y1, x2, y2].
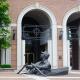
[17, 64, 27, 74]
[31, 63, 47, 76]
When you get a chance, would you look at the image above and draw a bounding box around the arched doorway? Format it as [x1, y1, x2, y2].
[63, 6, 80, 70]
[67, 12, 80, 70]
[17, 5, 57, 69]
[22, 9, 52, 64]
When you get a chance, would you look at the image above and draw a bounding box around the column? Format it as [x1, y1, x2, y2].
[22, 40, 25, 66]
[78, 25, 80, 69]
[48, 40, 52, 66]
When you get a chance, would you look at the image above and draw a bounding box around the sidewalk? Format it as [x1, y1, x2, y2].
[0, 72, 80, 80]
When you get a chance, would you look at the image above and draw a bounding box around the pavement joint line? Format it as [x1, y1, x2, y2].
[0, 76, 80, 78]
[46, 77, 80, 78]
[0, 76, 50, 80]
[24, 75, 50, 80]
[69, 72, 80, 74]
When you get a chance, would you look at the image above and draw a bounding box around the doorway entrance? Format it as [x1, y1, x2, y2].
[22, 9, 52, 64]
[17, 5, 57, 69]
[67, 12, 80, 70]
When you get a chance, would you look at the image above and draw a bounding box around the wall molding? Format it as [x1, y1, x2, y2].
[57, 25, 62, 28]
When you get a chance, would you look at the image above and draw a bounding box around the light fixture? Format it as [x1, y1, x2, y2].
[59, 30, 63, 40]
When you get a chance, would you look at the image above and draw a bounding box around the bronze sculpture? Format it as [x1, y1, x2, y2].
[25, 52, 51, 75]
[17, 51, 68, 76]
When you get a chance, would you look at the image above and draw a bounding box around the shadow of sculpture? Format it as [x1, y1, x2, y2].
[17, 51, 68, 76]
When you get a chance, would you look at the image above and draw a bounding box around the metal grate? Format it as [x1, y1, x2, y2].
[67, 26, 79, 40]
[22, 25, 51, 40]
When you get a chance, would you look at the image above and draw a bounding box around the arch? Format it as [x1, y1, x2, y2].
[17, 4, 57, 69]
[62, 6, 80, 70]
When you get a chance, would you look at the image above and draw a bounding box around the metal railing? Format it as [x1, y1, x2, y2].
[22, 25, 51, 40]
[67, 26, 79, 40]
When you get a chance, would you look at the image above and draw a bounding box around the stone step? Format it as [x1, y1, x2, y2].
[0, 68, 15, 72]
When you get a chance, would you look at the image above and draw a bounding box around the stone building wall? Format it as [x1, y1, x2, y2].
[8, 0, 80, 68]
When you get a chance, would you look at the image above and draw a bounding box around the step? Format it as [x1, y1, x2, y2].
[0, 68, 15, 72]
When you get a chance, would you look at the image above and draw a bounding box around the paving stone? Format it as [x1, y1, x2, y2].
[0, 72, 80, 80]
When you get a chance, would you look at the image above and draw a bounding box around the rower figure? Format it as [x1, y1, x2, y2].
[26, 51, 51, 74]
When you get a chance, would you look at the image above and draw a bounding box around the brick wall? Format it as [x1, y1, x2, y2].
[8, 0, 80, 68]
[57, 28, 63, 68]
[8, 0, 79, 24]
[11, 26, 17, 68]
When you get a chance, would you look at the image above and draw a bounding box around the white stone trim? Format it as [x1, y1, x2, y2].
[62, 6, 80, 70]
[22, 40, 25, 65]
[48, 40, 52, 65]
[57, 25, 62, 28]
[17, 4, 57, 69]
[1, 48, 11, 64]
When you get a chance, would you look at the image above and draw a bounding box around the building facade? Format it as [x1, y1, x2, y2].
[2, 0, 80, 71]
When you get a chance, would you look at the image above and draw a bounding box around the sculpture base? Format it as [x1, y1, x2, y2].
[21, 67, 68, 76]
